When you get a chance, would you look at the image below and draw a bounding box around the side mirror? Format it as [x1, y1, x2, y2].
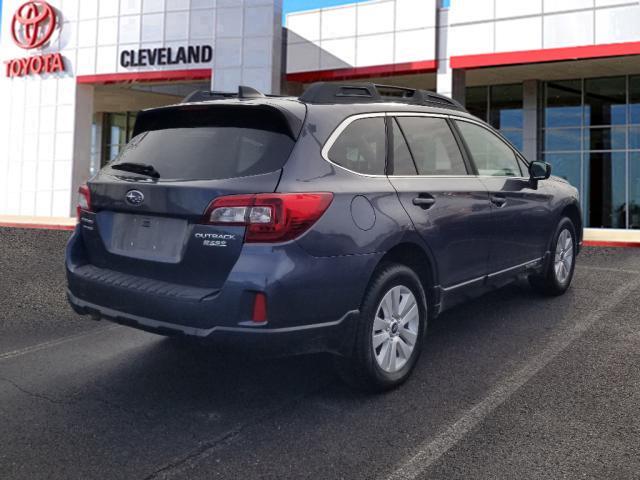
[529, 161, 552, 181]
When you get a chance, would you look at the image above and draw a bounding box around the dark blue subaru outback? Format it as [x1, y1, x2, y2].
[67, 83, 582, 391]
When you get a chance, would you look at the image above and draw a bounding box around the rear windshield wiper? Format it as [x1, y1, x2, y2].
[110, 162, 160, 178]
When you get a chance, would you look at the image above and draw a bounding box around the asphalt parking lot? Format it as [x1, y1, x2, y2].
[0, 228, 639, 480]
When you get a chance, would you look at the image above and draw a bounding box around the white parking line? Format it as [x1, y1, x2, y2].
[384, 276, 640, 480]
[0, 325, 119, 362]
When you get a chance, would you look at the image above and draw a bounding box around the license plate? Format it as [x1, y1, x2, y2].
[108, 213, 187, 263]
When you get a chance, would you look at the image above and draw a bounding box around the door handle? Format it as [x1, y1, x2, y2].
[490, 195, 507, 207]
[412, 196, 436, 209]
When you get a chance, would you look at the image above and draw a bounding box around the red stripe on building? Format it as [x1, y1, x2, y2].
[286, 60, 437, 83]
[450, 41, 640, 69]
[77, 69, 212, 85]
[583, 240, 640, 248]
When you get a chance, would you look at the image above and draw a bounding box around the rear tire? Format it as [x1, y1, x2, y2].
[335, 263, 428, 392]
[529, 217, 577, 296]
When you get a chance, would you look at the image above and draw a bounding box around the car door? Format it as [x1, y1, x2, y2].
[453, 119, 554, 273]
[386, 115, 494, 290]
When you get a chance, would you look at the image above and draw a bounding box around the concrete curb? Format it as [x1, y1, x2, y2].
[0, 216, 76, 231]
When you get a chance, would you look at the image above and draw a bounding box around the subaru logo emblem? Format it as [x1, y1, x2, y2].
[125, 190, 144, 206]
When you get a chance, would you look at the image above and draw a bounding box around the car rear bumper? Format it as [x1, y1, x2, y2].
[67, 290, 359, 355]
[65, 227, 380, 355]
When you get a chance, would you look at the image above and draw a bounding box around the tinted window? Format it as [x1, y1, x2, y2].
[328, 117, 386, 175]
[390, 118, 418, 175]
[545, 80, 582, 128]
[584, 77, 626, 126]
[109, 107, 295, 181]
[456, 121, 522, 176]
[397, 117, 467, 175]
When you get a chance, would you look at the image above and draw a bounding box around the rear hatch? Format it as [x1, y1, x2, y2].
[79, 101, 305, 289]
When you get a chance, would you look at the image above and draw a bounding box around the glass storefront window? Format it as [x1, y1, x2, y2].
[542, 76, 640, 229]
[545, 80, 582, 128]
[630, 153, 640, 229]
[629, 126, 640, 149]
[465, 84, 523, 151]
[584, 127, 626, 151]
[475, 77, 640, 229]
[466, 86, 488, 121]
[545, 128, 581, 152]
[490, 84, 523, 130]
[544, 153, 581, 192]
[586, 152, 626, 229]
[629, 76, 640, 125]
[584, 77, 626, 126]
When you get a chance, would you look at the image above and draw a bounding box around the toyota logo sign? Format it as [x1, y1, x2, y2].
[11, 1, 57, 50]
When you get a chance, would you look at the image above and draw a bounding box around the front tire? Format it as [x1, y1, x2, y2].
[529, 217, 577, 296]
[335, 263, 428, 392]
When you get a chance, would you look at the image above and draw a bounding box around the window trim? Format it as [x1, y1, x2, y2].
[322, 112, 388, 178]
[321, 112, 530, 179]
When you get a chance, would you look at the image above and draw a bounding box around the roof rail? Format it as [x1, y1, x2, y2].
[298, 82, 466, 111]
[181, 85, 269, 103]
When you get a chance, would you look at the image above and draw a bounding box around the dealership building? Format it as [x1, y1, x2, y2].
[2, 0, 640, 233]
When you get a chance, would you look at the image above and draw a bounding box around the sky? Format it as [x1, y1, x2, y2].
[282, 0, 370, 15]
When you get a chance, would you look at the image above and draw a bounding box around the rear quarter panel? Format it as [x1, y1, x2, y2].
[277, 105, 417, 258]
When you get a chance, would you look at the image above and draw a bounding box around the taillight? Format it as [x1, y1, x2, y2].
[77, 184, 92, 219]
[202, 193, 333, 243]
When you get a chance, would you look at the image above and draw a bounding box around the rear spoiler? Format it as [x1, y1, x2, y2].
[133, 102, 306, 140]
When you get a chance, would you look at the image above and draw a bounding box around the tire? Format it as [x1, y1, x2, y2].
[335, 263, 428, 392]
[529, 217, 577, 296]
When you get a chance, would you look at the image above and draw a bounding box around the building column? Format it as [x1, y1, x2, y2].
[70, 84, 94, 217]
[435, 6, 466, 105]
[522, 80, 539, 162]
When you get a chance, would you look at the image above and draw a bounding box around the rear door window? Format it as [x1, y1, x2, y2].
[327, 117, 386, 175]
[396, 117, 467, 175]
[107, 107, 296, 181]
[455, 120, 523, 176]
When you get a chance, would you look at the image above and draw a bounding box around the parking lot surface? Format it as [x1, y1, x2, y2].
[0, 228, 639, 479]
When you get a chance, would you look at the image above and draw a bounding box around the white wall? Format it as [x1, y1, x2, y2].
[0, 0, 81, 217]
[449, 0, 640, 57]
[285, 0, 437, 74]
[0, 0, 282, 217]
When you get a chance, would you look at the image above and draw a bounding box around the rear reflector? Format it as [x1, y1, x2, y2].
[202, 193, 333, 243]
[252, 292, 268, 323]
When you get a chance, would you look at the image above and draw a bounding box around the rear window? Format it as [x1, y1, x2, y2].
[107, 106, 295, 181]
[327, 117, 386, 175]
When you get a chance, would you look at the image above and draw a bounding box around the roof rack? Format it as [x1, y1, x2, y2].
[298, 82, 466, 111]
[182, 85, 275, 103]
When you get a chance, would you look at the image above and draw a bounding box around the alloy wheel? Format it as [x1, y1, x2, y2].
[372, 285, 420, 373]
[554, 229, 574, 284]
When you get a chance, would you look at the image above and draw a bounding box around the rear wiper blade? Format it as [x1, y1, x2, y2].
[111, 162, 160, 178]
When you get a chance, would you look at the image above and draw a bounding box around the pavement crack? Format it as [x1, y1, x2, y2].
[0, 374, 66, 405]
[0, 374, 154, 420]
[141, 385, 330, 480]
